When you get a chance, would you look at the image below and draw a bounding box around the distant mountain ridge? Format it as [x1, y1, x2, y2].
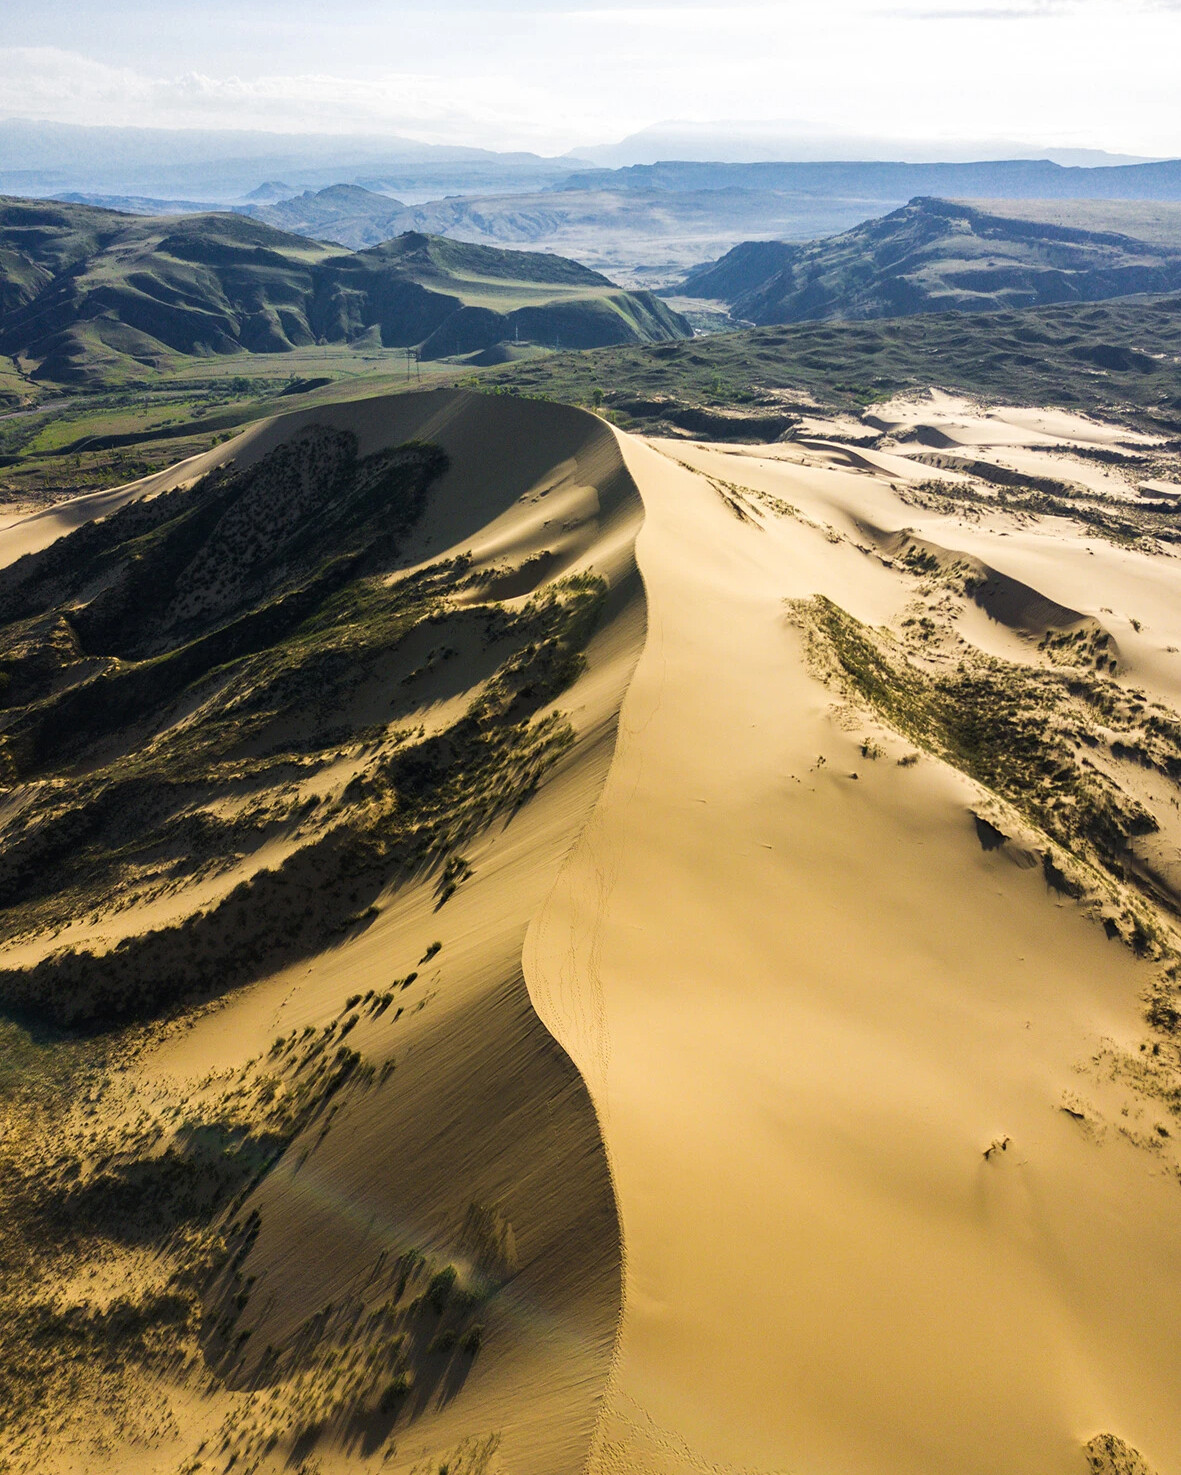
[0, 197, 690, 384]
[34, 156, 1181, 293]
[572, 123, 1160, 169]
[677, 197, 1181, 325]
[231, 161, 1181, 284]
[46, 183, 891, 281]
[0, 120, 590, 205]
[557, 159, 1181, 200]
[237, 183, 409, 247]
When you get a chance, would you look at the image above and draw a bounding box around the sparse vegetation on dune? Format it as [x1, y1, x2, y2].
[0, 1003, 496, 1469]
[790, 590, 1181, 1038]
[0, 420, 609, 1025]
[0, 387, 632, 1474]
[905, 471, 1181, 553]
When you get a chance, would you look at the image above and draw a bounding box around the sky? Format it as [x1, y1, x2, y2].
[1, 0, 1180, 159]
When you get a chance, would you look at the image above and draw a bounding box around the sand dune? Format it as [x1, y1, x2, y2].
[0, 390, 643, 1474]
[528, 426, 1181, 1475]
[2, 388, 1179, 1475]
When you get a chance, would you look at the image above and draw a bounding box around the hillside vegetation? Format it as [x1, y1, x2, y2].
[680, 197, 1181, 325]
[0, 197, 690, 386]
[481, 287, 1181, 438]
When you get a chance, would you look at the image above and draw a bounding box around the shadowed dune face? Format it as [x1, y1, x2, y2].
[0, 388, 639, 1022]
[0, 388, 644, 1474]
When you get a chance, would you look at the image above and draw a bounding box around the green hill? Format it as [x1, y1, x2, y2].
[0, 198, 690, 385]
[680, 197, 1181, 325]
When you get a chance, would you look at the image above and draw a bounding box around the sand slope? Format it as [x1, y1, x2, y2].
[0, 390, 645, 1475]
[527, 424, 1181, 1475]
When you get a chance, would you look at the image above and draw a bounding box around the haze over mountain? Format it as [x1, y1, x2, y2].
[564, 158, 1181, 203]
[0, 120, 588, 205]
[574, 123, 1161, 170]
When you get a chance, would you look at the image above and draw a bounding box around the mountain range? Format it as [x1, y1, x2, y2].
[574, 123, 1160, 169]
[35, 154, 1181, 291]
[50, 182, 893, 285]
[0, 197, 689, 385]
[557, 158, 1181, 200]
[677, 196, 1181, 323]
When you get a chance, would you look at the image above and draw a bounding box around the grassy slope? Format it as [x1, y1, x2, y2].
[962, 198, 1181, 248]
[0, 197, 691, 389]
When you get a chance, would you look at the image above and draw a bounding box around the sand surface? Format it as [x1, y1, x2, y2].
[3, 388, 1179, 1475]
[527, 427, 1181, 1475]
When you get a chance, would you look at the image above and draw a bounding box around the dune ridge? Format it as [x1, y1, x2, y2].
[0, 389, 646, 1474]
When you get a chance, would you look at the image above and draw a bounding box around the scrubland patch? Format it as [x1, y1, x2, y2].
[0, 425, 608, 1025]
[0, 1002, 504, 1472]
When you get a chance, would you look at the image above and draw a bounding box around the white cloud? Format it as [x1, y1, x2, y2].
[0, 48, 148, 125]
[0, 0, 1179, 159]
[0, 48, 624, 150]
